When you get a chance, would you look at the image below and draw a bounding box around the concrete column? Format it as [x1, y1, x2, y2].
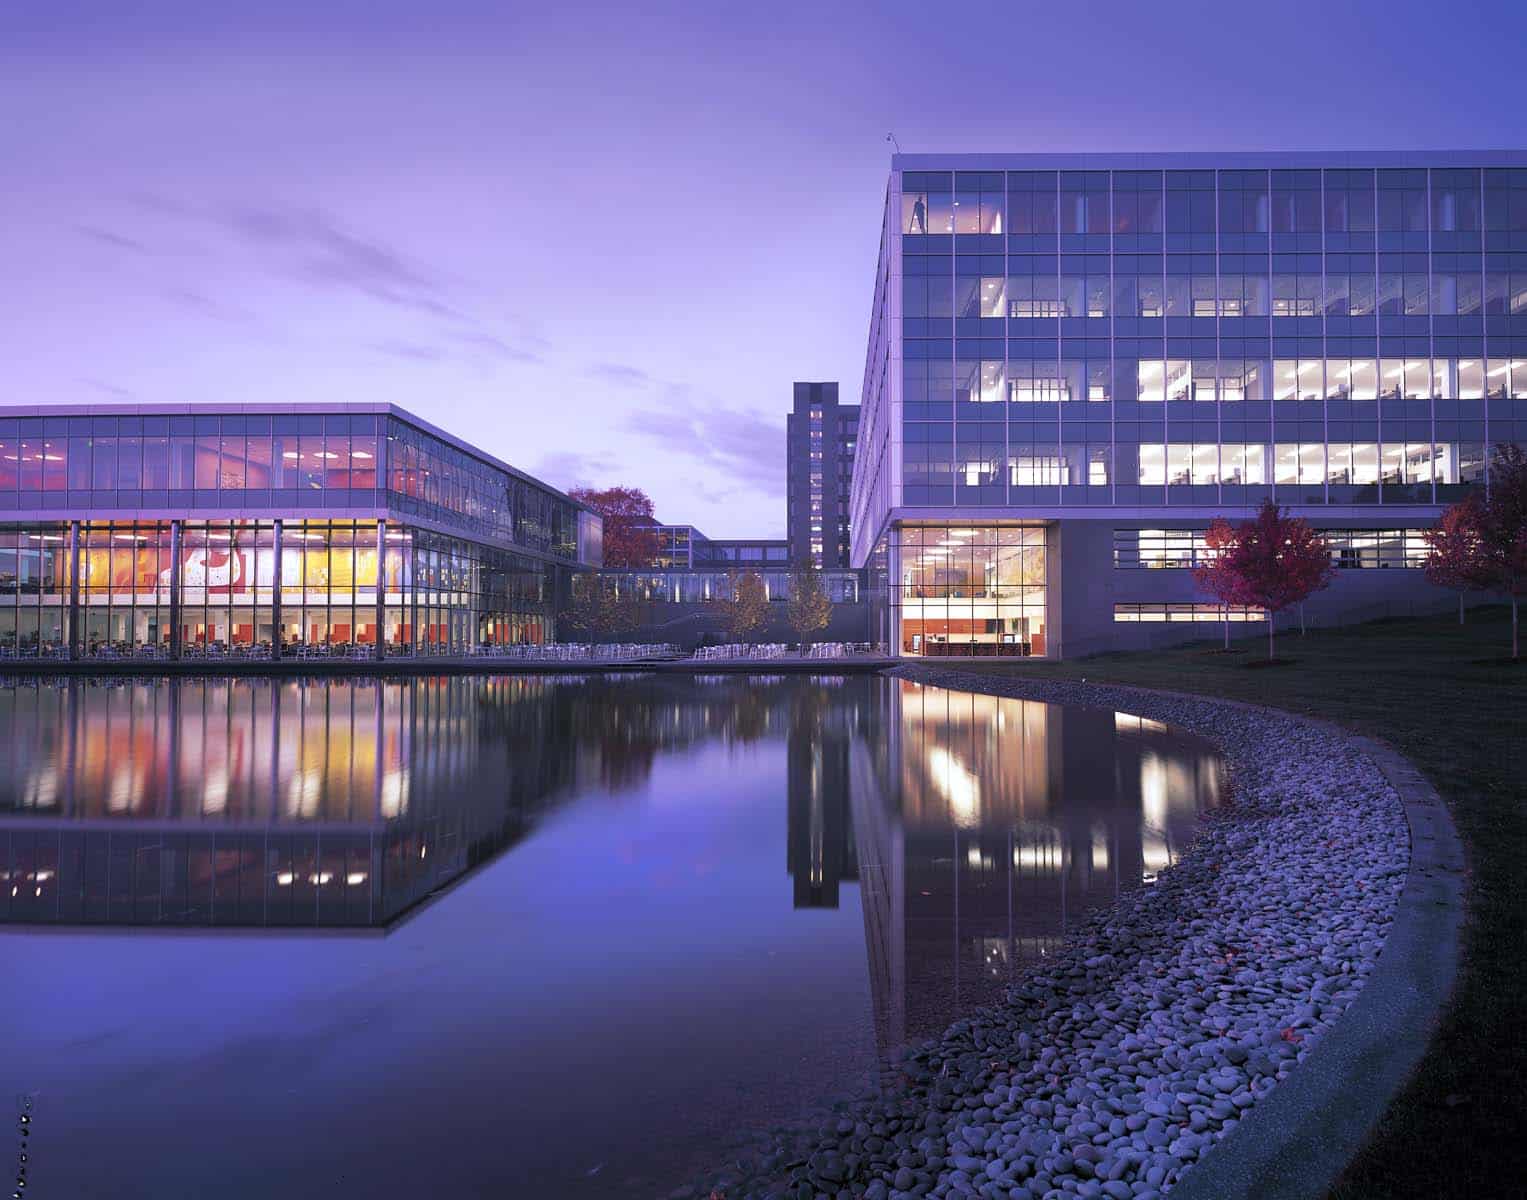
[271, 519, 283, 661]
[66, 520, 81, 659]
[1044, 521, 1063, 659]
[169, 519, 183, 660]
[375, 518, 386, 661]
[408, 538, 418, 657]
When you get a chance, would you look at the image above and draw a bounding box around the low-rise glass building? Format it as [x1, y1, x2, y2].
[853, 152, 1527, 657]
[0, 404, 600, 660]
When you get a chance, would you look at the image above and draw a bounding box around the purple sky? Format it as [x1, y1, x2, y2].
[3, 2, 1524, 537]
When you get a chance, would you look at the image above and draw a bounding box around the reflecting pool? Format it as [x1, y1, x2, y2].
[0, 674, 1222, 1199]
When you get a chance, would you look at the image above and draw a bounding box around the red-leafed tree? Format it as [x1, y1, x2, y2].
[1191, 500, 1335, 661]
[1423, 492, 1489, 625]
[1195, 518, 1242, 650]
[1471, 444, 1527, 659]
[567, 486, 662, 568]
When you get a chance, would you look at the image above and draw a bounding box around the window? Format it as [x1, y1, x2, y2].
[1324, 170, 1375, 232]
[1007, 255, 1060, 317]
[1377, 170, 1428, 232]
[1008, 362, 1065, 403]
[895, 524, 1048, 657]
[1115, 603, 1264, 622]
[978, 276, 1006, 316]
[1271, 170, 1322, 233]
[1432, 170, 1482, 231]
[1112, 171, 1164, 233]
[1168, 171, 1219, 235]
[902, 183, 952, 234]
[1272, 256, 1321, 315]
[1060, 172, 1109, 234]
[1216, 170, 1267, 235]
[1009, 455, 1067, 486]
[1114, 529, 1432, 570]
[1060, 260, 1110, 316]
[1006, 172, 1058, 235]
[1484, 168, 1527, 232]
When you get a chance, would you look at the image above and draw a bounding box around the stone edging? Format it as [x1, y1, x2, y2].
[1166, 731, 1464, 1200]
[894, 666, 1464, 1200]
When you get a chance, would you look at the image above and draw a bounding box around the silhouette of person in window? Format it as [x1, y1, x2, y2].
[910, 196, 927, 234]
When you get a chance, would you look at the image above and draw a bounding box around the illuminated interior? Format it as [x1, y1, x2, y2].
[0, 518, 555, 657]
[895, 524, 1047, 657]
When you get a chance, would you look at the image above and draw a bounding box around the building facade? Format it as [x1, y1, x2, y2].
[853, 152, 1527, 657]
[0, 404, 599, 660]
[787, 382, 859, 568]
[637, 523, 791, 571]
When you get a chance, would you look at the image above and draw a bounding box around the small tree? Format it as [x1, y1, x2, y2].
[562, 574, 639, 640]
[786, 569, 833, 649]
[713, 570, 770, 642]
[1191, 500, 1335, 661]
[1472, 444, 1527, 659]
[1424, 493, 1488, 625]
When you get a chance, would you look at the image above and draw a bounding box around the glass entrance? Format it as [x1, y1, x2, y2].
[894, 524, 1047, 657]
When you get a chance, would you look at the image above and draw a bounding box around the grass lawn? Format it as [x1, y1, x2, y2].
[944, 605, 1525, 1200]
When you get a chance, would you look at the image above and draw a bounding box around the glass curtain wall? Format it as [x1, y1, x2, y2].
[0, 520, 560, 659]
[276, 520, 377, 653]
[79, 522, 174, 654]
[895, 524, 1047, 657]
[0, 529, 70, 657]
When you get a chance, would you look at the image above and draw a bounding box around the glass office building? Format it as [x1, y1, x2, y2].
[0, 404, 600, 659]
[853, 152, 1527, 657]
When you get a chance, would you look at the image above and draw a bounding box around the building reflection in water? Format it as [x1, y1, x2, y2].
[834, 678, 1222, 1063]
[786, 684, 859, 908]
[0, 674, 759, 929]
[0, 674, 1220, 1070]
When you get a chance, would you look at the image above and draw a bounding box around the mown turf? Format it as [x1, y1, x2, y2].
[945, 606, 1525, 1200]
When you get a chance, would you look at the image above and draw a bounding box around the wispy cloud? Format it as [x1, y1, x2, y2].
[74, 225, 152, 254]
[368, 338, 445, 362]
[102, 197, 550, 363]
[448, 329, 542, 364]
[79, 378, 135, 400]
[162, 287, 257, 324]
[222, 206, 464, 320]
[587, 361, 652, 387]
[623, 386, 784, 495]
[529, 449, 620, 492]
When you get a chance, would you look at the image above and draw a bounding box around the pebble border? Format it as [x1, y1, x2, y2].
[689, 668, 1457, 1200]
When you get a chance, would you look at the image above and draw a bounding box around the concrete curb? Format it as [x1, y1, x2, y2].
[889, 667, 1465, 1200]
[1169, 732, 1464, 1200]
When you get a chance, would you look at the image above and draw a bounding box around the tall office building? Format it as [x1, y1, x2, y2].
[852, 152, 1527, 658]
[786, 382, 859, 568]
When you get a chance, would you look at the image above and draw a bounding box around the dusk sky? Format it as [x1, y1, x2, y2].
[4, 1, 1524, 537]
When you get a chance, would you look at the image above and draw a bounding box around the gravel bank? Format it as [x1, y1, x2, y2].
[684, 669, 1409, 1200]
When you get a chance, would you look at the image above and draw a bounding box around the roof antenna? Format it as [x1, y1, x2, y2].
[885, 132, 902, 154]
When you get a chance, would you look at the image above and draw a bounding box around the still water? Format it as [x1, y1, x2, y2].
[0, 674, 1221, 1199]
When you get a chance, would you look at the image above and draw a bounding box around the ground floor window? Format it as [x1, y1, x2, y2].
[1113, 527, 1432, 570]
[894, 524, 1047, 657]
[1114, 603, 1264, 622]
[0, 519, 561, 659]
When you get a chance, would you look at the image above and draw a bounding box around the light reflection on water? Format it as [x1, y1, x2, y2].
[0, 674, 1221, 1199]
